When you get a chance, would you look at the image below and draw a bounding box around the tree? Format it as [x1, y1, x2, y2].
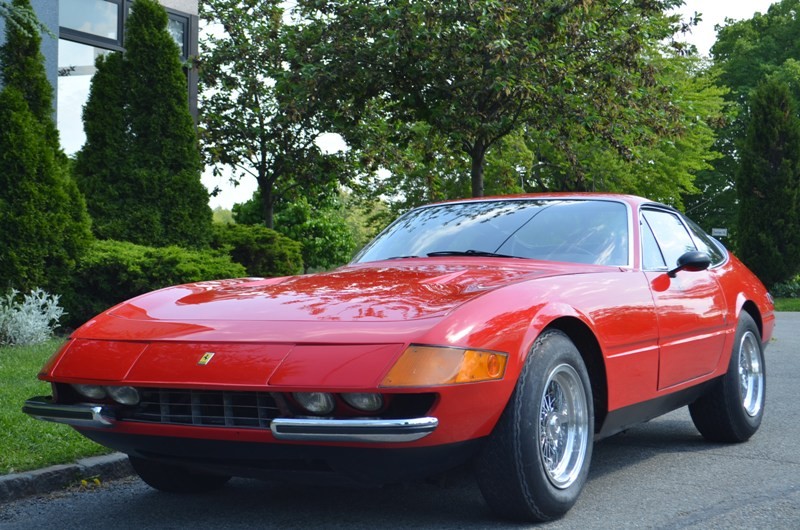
[233, 190, 357, 272]
[75, 0, 212, 248]
[696, 0, 800, 244]
[0, 0, 91, 293]
[199, 0, 350, 229]
[291, 0, 696, 199]
[0, 0, 56, 138]
[347, 47, 724, 214]
[736, 78, 800, 287]
[0, 0, 48, 37]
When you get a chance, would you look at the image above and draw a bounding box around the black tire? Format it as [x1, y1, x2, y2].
[689, 312, 765, 443]
[129, 456, 231, 493]
[475, 330, 594, 522]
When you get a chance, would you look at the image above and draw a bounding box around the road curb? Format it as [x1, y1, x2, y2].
[0, 453, 132, 505]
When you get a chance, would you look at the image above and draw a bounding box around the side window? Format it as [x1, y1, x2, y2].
[642, 209, 697, 268]
[684, 218, 727, 266]
[640, 218, 666, 270]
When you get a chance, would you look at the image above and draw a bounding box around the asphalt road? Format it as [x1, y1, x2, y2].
[1, 313, 798, 529]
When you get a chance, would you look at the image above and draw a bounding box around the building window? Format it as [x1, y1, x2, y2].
[124, 1, 189, 58]
[60, 0, 120, 41]
[167, 16, 188, 58]
[57, 39, 112, 155]
[56, 0, 195, 155]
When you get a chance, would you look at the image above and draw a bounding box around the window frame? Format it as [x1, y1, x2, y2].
[639, 205, 727, 272]
[59, 0, 192, 58]
[59, 0, 125, 52]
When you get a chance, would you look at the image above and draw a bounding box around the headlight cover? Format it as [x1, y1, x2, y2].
[381, 345, 508, 387]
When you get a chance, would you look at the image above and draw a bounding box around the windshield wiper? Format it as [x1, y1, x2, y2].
[426, 249, 522, 259]
[385, 255, 423, 260]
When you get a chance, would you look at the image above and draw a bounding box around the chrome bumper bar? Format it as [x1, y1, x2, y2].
[270, 417, 439, 442]
[23, 396, 114, 428]
[23, 396, 438, 443]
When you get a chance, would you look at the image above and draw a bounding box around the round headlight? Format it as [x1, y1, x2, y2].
[293, 392, 335, 415]
[72, 384, 107, 400]
[341, 393, 384, 412]
[106, 386, 140, 405]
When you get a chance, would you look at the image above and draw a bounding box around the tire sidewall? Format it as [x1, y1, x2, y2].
[725, 313, 766, 434]
[511, 330, 594, 516]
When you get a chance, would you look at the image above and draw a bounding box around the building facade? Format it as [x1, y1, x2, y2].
[0, 0, 199, 155]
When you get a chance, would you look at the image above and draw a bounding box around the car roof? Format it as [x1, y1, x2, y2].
[420, 192, 671, 211]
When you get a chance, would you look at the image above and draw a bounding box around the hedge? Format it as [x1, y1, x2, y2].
[210, 223, 303, 278]
[62, 239, 247, 328]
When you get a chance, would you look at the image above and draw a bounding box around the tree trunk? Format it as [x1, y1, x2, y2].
[259, 182, 274, 229]
[469, 143, 486, 197]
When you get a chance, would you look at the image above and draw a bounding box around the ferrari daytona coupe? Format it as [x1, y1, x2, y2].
[24, 193, 774, 521]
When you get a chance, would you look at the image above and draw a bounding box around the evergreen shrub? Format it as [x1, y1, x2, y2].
[0, 0, 92, 294]
[74, 0, 212, 248]
[210, 224, 303, 278]
[771, 278, 800, 299]
[63, 240, 247, 328]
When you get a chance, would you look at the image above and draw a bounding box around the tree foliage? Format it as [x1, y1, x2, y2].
[233, 190, 357, 272]
[696, 0, 800, 244]
[290, 0, 708, 201]
[736, 78, 800, 288]
[75, 0, 212, 248]
[0, 0, 92, 294]
[199, 0, 351, 228]
[210, 223, 303, 277]
[0, 0, 49, 42]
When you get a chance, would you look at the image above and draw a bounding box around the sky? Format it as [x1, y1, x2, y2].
[676, 0, 777, 56]
[204, 1, 781, 210]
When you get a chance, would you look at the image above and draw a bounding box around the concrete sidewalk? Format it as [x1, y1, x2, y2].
[0, 453, 132, 504]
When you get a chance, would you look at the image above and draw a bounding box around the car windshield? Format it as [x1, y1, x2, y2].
[354, 199, 629, 266]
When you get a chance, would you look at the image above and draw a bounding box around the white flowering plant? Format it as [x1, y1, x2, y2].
[0, 288, 65, 346]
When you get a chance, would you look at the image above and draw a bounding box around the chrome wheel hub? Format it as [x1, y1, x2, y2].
[538, 363, 589, 489]
[738, 330, 764, 417]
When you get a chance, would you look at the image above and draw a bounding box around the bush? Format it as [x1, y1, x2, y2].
[772, 278, 800, 299]
[0, 3, 92, 294]
[62, 240, 247, 328]
[0, 289, 64, 345]
[74, 0, 212, 249]
[211, 224, 303, 278]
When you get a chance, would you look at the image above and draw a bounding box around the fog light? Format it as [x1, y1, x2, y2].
[72, 384, 107, 400]
[293, 392, 335, 415]
[341, 393, 383, 412]
[106, 386, 140, 405]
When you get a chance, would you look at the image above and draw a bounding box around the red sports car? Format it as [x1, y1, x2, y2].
[24, 194, 774, 521]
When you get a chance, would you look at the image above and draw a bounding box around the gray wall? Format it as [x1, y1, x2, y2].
[32, 0, 59, 98]
[161, 0, 198, 16]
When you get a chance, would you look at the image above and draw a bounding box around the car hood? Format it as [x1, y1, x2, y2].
[104, 260, 591, 324]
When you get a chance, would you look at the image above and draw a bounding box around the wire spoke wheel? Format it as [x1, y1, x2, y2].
[476, 330, 594, 522]
[689, 312, 766, 443]
[738, 330, 764, 417]
[538, 364, 589, 489]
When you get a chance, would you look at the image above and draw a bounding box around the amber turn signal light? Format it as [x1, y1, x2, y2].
[381, 345, 508, 387]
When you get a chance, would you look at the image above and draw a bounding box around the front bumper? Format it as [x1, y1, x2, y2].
[22, 396, 439, 443]
[22, 396, 114, 428]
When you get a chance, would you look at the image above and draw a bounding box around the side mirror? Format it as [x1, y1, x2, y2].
[668, 251, 712, 277]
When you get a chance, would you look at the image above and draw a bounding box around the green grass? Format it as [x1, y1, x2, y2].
[775, 298, 800, 311]
[0, 339, 110, 475]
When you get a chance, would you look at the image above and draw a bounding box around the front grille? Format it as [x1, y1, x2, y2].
[122, 389, 280, 429]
